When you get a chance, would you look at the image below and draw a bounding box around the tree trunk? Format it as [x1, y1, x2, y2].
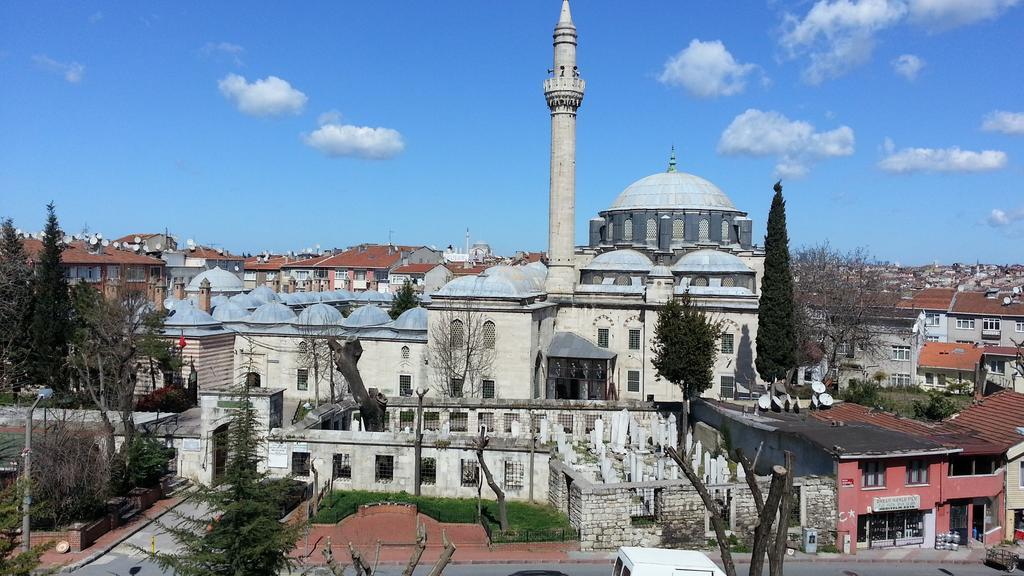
[769, 452, 795, 576]
[475, 428, 509, 531]
[348, 542, 373, 575]
[328, 338, 386, 431]
[426, 530, 456, 576]
[666, 447, 737, 576]
[748, 465, 788, 576]
[401, 519, 427, 576]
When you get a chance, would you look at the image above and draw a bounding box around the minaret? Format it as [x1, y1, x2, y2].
[544, 0, 585, 296]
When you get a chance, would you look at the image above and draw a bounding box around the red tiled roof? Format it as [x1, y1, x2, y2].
[450, 264, 492, 276]
[279, 254, 336, 269]
[186, 245, 241, 260]
[810, 402, 938, 437]
[918, 342, 983, 371]
[112, 233, 160, 245]
[244, 255, 291, 271]
[944, 390, 1024, 451]
[951, 291, 1024, 317]
[897, 288, 956, 311]
[23, 239, 165, 266]
[391, 263, 443, 274]
[983, 346, 1019, 358]
[312, 244, 407, 269]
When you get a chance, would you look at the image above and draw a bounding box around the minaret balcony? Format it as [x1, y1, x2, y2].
[544, 76, 585, 94]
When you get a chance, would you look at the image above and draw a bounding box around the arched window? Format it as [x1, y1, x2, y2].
[297, 341, 308, 354]
[591, 274, 604, 285]
[646, 217, 657, 241]
[721, 220, 731, 243]
[672, 218, 684, 240]
[614, 275, 631, 286]
[623, 218, 633, 240]
[482, 321, 496, 349]
[246, 372, 261, 387]
[450, 319, 465, 348]
[401, 345, 410, 359]
[607, 221, 614, 241]
[698, 218, 710, 242]
[691, 276, 709, 287]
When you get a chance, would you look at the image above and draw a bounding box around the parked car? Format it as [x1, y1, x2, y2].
[612, 547, 727, 576]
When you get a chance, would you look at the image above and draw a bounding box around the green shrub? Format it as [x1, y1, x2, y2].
[912, 391, 959, 421]
[840, 379, 883, 407]
[136, 386, 192, 413]
[111, 435, 174, 495]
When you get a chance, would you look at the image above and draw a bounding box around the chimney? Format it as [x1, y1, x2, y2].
[198, 278, 211, 313]
[312, 278, 321, 293]
[154, 283, 167, 311]
[271, 275, 280, 293]
[286, 276, 296, 294]
[174, 280, 186, 300]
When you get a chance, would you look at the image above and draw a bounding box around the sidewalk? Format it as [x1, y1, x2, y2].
[39, 495, 184, 572]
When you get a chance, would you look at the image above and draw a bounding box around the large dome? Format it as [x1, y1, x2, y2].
[609, 171, 737, 212]
[185, 266, 245, 294]
[672, 249, 752, 273]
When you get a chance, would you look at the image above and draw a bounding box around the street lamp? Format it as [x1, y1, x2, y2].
[413, 387, 427, 497]
[22, 387, 53, 552]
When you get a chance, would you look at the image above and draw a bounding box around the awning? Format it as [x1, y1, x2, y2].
[547, 332, 616, 360]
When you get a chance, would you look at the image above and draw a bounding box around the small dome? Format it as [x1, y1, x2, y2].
[296, 303, 344, 326]
[165, 302, 221, 328]
[211, 295, 230, 308]
[248, 302, 298, 324]
[391, 306, 427, 331]
[436, 268, 544, 299]
[250, 285, 281, 304]
[343, 304, 391, 328]
[672, 249, 752, 273]
[164, 296, 198, 311]
[229, 292, 263, 310]
[355, 291, 395, 304]
[185, 267, 245, 294]
[482, 265, 546, 292]
[212, 301, 250, 322]
[582, 249, 654, 272]
[610, 171, 737, 212]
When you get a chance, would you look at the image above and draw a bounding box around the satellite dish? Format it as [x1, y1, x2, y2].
[186, 238, 195, 246]
[1004, 297, 1013, 306]
[819, 393, 834, 408]
[811, 395, 820, 408]
[101, 239, 109, 247]
[89, 236, 98, 246]
[14, 228, 21, 235]
[234, 265, 240, 272]
[757, 394, 771, 411]
[811, 381, 826, 394]
[142, 243, 150, 252]
[113, 241, 120, 249]
[155, 243, 162, 250]
[95, 232, 102, 239]
[134, 236, 141, 243]
[217, 248, 224, 255]
[771, 394, 784, 411]
[189, 245, 195, 251]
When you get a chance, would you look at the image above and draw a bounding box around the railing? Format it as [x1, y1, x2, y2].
[481, 516, 579, 544]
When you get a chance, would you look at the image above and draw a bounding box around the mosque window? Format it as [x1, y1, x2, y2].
[623, 218, 633, 240]
[722, 276, 736, 288]
[597, 328, 610, 348]
[607, 222, 614, 241]
[483, 321, 496, 349]
[450, 319, 465, 348]
[646, 218, 657, 241]
[591, 274, 603, 285]
[699, 218, 710, 242]
[672, 219, 684, 240]
[721, 220, 731, 242]
[692, 276, 709, 287]
[614, 275, 630, 286]
[401, 345, 410, 359]
[296, 369, 308, 391]
[298, 341, 308, 354]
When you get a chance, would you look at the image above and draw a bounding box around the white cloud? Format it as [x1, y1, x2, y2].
[32, 54, 85, 83]
[202, 42, 245, 66]
[303, 119, 405, 160]
[217, 73, 306, 116]
[987, 207, 1024, 227]
[982, 111, 1024, 135]
[908, 0, 1021, 29]
[718, 109, 855, 178]
[878, 144, 1008, 173]
[891, 54, 925, 80]
[658, 39, 759, 98]
[779, 0, 906, 84]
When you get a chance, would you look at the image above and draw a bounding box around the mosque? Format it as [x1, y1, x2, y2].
[160, 0, 765, 409]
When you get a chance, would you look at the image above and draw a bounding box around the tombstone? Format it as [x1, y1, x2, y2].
[668, 414, 679, 450]
[656, 457, 665, 480]
[703, 452, 712, 477]
[691, 449, 700, 473]
[510, 419, 522, 438]
[353, 418, 362, 432]
[694, 440, 703, 461]
[716, 455, 729, 483]
[629, 417, 640, 448]
[539, 418, 550, 444]
[637, 427, 649, 453]
[736, 460, 747, 482]
[670, 460, 680, 480]
[595, 417, 605, 444]
[684, 428, 692, 453]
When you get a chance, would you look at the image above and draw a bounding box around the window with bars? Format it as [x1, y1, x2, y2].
[788, 485, 803, 527]
[401, 346, 410, 360]
[646, 218, 657, 241]
[375, 455, 394, 483]
[614, 275, 630, 286]
[698, 219, 710, 242]
[478, 412, 494, 432]
[691, 276, 709, 287]
[292, 452, 310, 476]
[399, 410, 415, 428]
[461, 459, 479, 487]
[672, 219, 684, 240]
[585, 414, 599, 433]
[483, 321, 496, 349]
[504, 461, 524, 490]
[720, 376, 735, 399]
[421, 457, 436, 485]
[482, 379, 495, 399]
[597, 328, 610, 348]
[296, 369, 308, 391]
[722, 276, 736, 287]
[558, 413, 573, 433]
[424, 412, 440, 431]
[623, 218, 633, 240]
[333, 453, 352, 480]
[721, 333, 734, 354]
[627, 370, 640, 392]
[450, 378, 464, 398]
[504, 413, 518, 433]
[721, 220, 731, 242]
[531, 413, 543, 433]
[628, 329, 641, 350]
[399, 374, 412, 397]
[451, 412, 468, 432]
[450, 319, 465, 348]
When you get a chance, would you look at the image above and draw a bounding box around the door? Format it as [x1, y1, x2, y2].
[972, 502, 986, 541]
[212, 423, 230, 483]
[950, 503, 969, 544]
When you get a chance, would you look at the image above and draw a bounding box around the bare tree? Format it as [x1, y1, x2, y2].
[32, 418, 110, 528]
[328, 338, 387, 431]
[297, 323, 343, 405]
[427, 303, 495, 398]
[473, 427, 508, 531]
[792, 243, 900, 387]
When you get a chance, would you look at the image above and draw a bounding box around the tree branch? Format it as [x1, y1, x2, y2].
[666, 447, 737, 576]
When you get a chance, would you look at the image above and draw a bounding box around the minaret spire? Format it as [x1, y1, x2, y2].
[667, 146, 678, 173]
[544, 0, 585, 296]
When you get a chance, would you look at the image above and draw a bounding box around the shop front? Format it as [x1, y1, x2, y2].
[856, 495, 934, 549]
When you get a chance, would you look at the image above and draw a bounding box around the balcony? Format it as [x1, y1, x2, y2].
[352, 280, 368, 290]
[982, 329, 1002, 340]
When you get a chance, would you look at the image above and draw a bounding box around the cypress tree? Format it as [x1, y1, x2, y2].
[389, 279, 420, 319]
[29, 203, 73, 393]
[0, 218, 35, 395]
[755, 181, 796, 384]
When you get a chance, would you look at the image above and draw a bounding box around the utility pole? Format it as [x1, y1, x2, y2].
[414, 388, 427, 496]
[22, 388, 53, 552]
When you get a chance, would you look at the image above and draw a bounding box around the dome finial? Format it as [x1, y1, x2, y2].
[667, 145, 677, 173]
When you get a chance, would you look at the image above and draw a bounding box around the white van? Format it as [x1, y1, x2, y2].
[612, 547, 727, 576]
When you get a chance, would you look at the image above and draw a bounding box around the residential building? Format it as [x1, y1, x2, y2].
[982, 346, 1022, 392]
[22, 237, 166, 302]
[917, 341, 983, 391]
[948, 289, 1024, 347]
[898, 288, 956, 342]
[388, 263, 452, 294]
[314, 244, 441, 293]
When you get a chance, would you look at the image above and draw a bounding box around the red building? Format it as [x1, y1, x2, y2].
[23, 238, 166, 301]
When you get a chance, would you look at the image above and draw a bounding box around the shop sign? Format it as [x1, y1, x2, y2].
[841, 478, 855, 488]
[872, 494, 921, 512]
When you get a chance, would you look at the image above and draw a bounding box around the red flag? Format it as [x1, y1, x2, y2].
[178, 334, 187, 349]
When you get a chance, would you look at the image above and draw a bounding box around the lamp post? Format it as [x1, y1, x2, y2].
[22, 387, 53, 552]
[413, 387, 427, 496]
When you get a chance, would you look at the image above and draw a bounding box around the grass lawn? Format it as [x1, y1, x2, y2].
[312, 490, 572, 535]
[878, 388, 972, 417]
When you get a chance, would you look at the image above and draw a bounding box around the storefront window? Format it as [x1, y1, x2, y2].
[864, 511, 925, 548]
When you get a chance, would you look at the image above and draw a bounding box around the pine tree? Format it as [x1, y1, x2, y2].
[0, 218, 35, 396]
[0, 480, 48, 576]
[149, 381, 300, 576]
[389, 279, 420, 319]
[755, 182, 796, 384]
[29, 203, 73, 393]
[651, 294, 721, 434]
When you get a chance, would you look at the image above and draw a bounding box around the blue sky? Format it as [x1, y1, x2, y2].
[2, 1, 1023, 264]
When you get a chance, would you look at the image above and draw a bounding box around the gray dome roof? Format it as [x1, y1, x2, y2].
[650, 265, 673, 277]
[582, 249, 654, 272]
[355, 291, 395, 304]
[390, 306, 427, 331]
[164, 296, 198, 310]
[343, 305, 391, 328]
[437, 266, 545, 299]
[211, 295, 230, 308]
[609, 171, 737, 212]
[229, 292, 263, 310]
[250, 285, 281, 304]
[482, 265, 546, 292]
[296, 303, 344, 326]
[165, 302, 221, 328]
[212, 301, 251, 322]
[248, 302, 298, 324]
[672, 249, 752, 273]
[185, 266, 245, 294]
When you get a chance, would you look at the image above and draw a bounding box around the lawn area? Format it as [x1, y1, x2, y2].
[877, 388, 972, 417]
[312, 490, 572, 536]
